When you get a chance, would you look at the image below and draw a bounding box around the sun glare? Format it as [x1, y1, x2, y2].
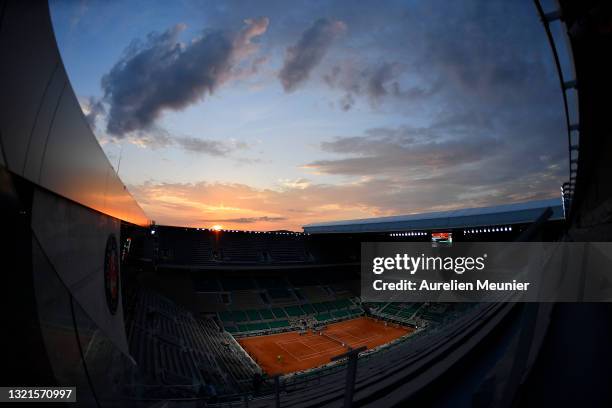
[212, 225, 223, 231]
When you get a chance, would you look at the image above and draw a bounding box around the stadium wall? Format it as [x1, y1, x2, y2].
[0, 1, 149, 398]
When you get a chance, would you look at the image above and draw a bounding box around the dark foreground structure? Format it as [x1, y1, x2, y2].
[1, 1, 612, 407]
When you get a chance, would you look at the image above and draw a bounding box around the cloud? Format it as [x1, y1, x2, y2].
[279, 18, 346, 92]
[68, 0, 568, 231]
[80, 96, 106, 129]
[279, 178, 311, 189]
[366, 62, 403, 102]
[339, 93, 355, 111]
[129, 159, 563, 231]
[304, 120, 504, 176]
[323, 61, 439, 110]
[174, 136, 247, 156]
[80, 98, 250, 157]
[122, 128, 249, 157]
[200, 216, 287, 224]
[306, 136, 502, 176]
[101, 17, 269, 136]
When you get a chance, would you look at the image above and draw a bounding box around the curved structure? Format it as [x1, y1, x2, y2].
[533, 0, 580, 213]
[0, 1, 148, 226]
[304, 198, 564, 234]
[1, 2, 149, 403]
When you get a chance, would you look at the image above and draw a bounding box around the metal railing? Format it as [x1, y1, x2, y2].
[533, 0, 579, 216]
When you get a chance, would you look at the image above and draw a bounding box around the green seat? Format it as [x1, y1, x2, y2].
[383, 305, 401, 315]
[248, 323, 263, 331]
[323, 301, 335, 310]
[259, 309, 274, 319]
[301, 303, 315, 314]
[232, 310, 248, 322]
[269, 320, 289, 328]
[247, 309, 262, 321]
[333, 309, 348, 318]
[271, 307, 286, 318]
[313, 302, 328, 313]
[284, 305, 304, 317]
[316, 313, 330, 322]
[219, 311, 233, 322]
[337, 298, 351, 308]
[256, 322, 270, 330]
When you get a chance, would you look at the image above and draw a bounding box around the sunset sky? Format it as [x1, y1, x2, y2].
[50, 0, 567, 231]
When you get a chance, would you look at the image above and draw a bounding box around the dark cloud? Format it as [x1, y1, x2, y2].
[102, 17, 269, 136]
[324, 61, 439, 110]
[174, 136, 247, 156]
[279, 18, 346, 92]
[200, 216, 287, 224]
[126, 128, 248, 156]
[307, 130, 503, 176]
[304, 0, 568, 211]
[366, 62, 402, 102]
[339, 93, 354, 111]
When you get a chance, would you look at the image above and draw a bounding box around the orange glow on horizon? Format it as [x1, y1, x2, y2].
[212, 224, 223, 231]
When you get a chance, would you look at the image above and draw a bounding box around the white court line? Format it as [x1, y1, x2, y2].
[276, 342, 300, 361]
[328, 327, 382, 343]
[276, 336, 336, 360]
[277, 339, 318, 354]
[294, 345, 347, 361]
[258, 318, 405, 365]
[281, 336, 348, 361]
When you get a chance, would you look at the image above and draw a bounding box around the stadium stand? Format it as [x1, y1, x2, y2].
[5, 1, 612, 406]
[127, 290, 261, 398]
[155, 228, 315, 267]
[215, 297, 364, 336]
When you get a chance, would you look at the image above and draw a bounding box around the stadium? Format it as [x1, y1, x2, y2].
[2, 1, 612, 407]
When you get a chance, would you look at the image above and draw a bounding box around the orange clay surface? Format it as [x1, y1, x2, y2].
[237, 317, 413, 375]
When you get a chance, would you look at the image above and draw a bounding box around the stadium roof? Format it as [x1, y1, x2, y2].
[303, 198, 564, 234]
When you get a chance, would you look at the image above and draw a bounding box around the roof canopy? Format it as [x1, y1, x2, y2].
[303, 198, 564, 234]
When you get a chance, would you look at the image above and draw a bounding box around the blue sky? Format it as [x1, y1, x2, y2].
[50, 0, 567, 231]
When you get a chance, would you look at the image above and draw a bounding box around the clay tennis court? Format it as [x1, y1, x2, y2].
[238, 317, 413, 375]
